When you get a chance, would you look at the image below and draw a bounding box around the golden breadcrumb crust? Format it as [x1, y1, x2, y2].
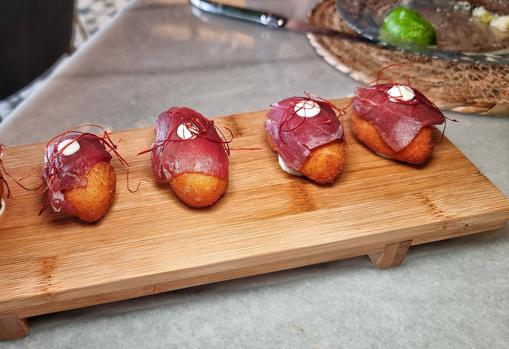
[267, 133, 347, 185]
[65, 161, 116, 222]
[170, 173, 228, 208]
[300, 141, 347, 184]
[351, 111, 434, 164]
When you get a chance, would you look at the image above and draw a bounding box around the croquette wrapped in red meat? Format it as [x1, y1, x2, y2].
[352, 84, 445, 164]
[148, 107, 229, 207]
[42, 131, 120, 222]
[265, 96, 347, 184]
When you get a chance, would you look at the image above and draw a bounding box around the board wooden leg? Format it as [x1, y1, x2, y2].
[369, 240, 412, 269]
[0, 314, 29, 340]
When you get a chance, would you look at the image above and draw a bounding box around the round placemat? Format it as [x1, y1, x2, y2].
[307, 0, 509, 116]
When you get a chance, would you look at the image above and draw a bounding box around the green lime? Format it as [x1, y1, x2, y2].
[380, 7, 437, 46]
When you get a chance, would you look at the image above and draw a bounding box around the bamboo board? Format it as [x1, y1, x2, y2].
[1, 99, 509, 339]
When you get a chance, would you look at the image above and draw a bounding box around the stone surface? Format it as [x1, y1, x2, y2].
[0, 0, 508, 348]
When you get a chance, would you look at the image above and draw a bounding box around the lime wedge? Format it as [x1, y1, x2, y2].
[380, 7, 437, 46]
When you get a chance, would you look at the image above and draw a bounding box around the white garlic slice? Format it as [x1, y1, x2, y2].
[176, 123, 199, 140]
[387, 85, 415, 103]
[294, 100, 321, 118]
[57, 139, 80, 156]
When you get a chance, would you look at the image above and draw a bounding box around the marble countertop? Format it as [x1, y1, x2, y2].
[1, 1, 508, 348]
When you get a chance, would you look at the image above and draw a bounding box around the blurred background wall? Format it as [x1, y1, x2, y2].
[0, 0, 128, 122]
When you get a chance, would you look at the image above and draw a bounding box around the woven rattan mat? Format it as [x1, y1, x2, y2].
[307, 0, 509, 116]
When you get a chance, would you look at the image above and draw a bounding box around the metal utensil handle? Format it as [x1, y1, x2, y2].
[190, 0, 287, 28]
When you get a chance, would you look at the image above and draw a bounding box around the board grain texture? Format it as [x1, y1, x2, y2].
[1, 99, 509, 339]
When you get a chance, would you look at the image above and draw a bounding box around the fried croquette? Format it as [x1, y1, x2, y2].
[267, 135, 347, 184]
[268, 134, 346, 184]
[64, 161, 116, 222]
[300, 141, 347, 184]
[170, 173, 228, 208]
[351, 112, 434, 164]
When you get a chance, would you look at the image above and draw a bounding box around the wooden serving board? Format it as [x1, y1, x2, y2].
[1, 99, 509, 339]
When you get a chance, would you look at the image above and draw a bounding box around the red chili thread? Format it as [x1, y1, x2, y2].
[0, 144, 44, 195]
[40, 124, 129, 214]
[137, 112, 233, 157]
[358, 64, 457, 145]
[0, 144, 12, 199]
[276, 92, 347, 145]
[126, 169, 151, 193]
